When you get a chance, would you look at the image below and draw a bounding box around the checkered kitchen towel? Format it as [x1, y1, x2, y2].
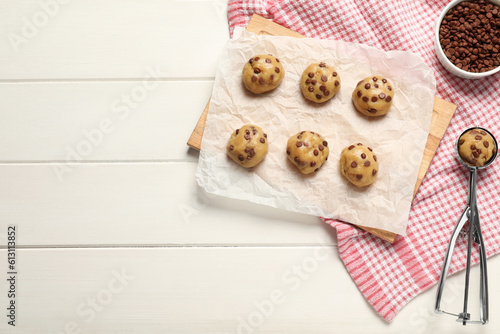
[228, 0, 500, 321]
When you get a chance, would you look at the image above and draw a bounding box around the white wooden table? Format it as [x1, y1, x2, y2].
[1, 1, 499, 333]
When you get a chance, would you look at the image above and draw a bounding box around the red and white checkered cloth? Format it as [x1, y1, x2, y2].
[228, 0, 500, 322]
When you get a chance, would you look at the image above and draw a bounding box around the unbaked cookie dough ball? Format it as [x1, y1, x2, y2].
[242, 55, 285, 94]
[227, 124, 269, 168]
[458, 128, 496, 167]
[352, 75, 394, 117]
[300, 62, 340, 103]
[340, 143, 379, 187]
[286, 131, 329, 174]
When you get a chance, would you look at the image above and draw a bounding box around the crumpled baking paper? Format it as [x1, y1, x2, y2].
[195, 29, 435, 235]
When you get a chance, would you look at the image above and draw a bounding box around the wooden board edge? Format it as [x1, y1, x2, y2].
[247, 14, 305, 38]
[413, 97, 457, 197]
[357, 226, 397, 243]
[187, 99, 210, 150]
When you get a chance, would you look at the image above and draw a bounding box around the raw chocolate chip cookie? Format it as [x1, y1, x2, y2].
[227, 124, 269, 168]
[286, 131, 329, 174]
[458, 128, 496, 167]
[300, 62, 341, 103]
[340, 143, 379, 187]
[242, 55, 285, 94]
[352, 75, 394, 117]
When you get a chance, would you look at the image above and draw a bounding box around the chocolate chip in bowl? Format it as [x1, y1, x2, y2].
[435, 0, 500, 79]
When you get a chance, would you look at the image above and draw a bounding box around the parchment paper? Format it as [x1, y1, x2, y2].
[195, 29, 436, 235]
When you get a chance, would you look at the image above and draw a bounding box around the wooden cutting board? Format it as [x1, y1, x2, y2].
[187, 14, 457, 243]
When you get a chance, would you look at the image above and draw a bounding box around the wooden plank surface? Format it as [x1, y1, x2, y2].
[0, 81, 214, 162]
[5, 2, 498, 333]
[0, 0, 229, 79]
[187, 14, 457, 243]
[0, 163, 333, 247]
[2, 247, 500, 334]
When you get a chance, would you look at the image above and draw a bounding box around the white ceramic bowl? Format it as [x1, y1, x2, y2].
[434, 0, 500, 79]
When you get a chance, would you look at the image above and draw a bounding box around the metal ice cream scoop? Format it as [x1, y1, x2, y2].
[435, 127, 497, 325]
